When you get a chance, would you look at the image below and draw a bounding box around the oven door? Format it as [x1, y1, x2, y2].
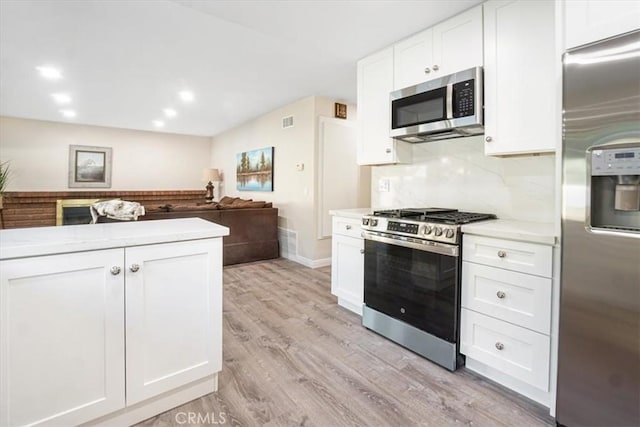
[363, 232, 460, 343]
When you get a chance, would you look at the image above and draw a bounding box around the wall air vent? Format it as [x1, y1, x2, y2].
[282, 115, 294, 129]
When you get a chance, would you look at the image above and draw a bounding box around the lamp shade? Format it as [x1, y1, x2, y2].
[202, 168, 221, 182]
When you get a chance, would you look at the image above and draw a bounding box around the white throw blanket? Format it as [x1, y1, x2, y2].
[90, 199, 145, 224]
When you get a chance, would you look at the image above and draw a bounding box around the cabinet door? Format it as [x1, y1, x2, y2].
[331, 233, 364, 315]
[484, 0, 557, 155]
[125, 239, 222, 405]
[432, 5, 484, 76]
[565, 0, 640, 49]
[357, 47, 411, 165]
[0, 250, 125, 426]
[393, 28, 434, 89]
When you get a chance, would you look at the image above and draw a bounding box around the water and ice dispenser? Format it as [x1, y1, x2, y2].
[589, 144, 640, 232]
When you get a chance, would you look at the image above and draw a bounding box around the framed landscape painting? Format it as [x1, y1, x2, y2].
[68, 145, 112, 188]
[236, 147, 273, 191]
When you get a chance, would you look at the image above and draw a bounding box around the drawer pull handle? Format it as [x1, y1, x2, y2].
[129, 263, 140, 273]
[110, 266, 121, 275]
[346, 225, 352, 230]
[495, 342, 504, 350]
[497, 250, 507, 258]
[360, 249, 365, 254]
[496, 291, 506, 299]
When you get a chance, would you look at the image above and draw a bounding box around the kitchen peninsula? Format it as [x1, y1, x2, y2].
[0, 218, 229, 426]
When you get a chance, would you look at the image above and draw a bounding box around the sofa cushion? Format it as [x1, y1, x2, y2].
[219, 196, 240, 205]
[220, 200, 267, 209]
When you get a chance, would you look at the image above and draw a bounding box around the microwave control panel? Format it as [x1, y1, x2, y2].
[591, 147, 640, 176]
[453, 79, 475, 118]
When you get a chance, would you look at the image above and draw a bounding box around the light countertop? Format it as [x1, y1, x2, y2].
[0, 218, 230, 260]
[329, 208, 372, 220]
[461, 219, 557, 245]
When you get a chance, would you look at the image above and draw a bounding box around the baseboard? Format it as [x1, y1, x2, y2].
[84, 374, 218, 427]
[281, 253, 331, 269]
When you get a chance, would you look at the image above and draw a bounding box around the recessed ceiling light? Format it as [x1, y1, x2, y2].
[179, 91, 194, 102]
[163, 108, 177, 118]
[60, 109, 76, 118]
[51, 93, 72, 104]
[153, 120, 165, 128]
[36, 66, 62, 80]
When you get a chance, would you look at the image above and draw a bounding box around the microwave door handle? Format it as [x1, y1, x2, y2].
[446, 83, 454, 119]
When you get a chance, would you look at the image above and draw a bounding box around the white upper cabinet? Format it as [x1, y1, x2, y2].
[394, 5, 483, 90]
[565, 0, 640, 49]
[394, 28, 434, 90]
[357, 47, 411, 165]
[483, 0, 557, 156]
[432, 5, 484, 77]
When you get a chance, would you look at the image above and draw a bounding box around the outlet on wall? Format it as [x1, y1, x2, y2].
[378, 178, 390, 192]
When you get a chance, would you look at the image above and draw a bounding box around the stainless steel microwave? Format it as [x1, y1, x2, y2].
[390, 66, 483, 143]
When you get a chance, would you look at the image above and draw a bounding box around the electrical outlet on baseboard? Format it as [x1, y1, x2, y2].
[378, 178, 390, 192]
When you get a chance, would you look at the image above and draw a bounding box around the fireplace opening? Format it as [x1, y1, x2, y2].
[56, 199, 99, 226]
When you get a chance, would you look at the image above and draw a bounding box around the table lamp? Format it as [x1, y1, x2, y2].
[203, 168, 221, 202]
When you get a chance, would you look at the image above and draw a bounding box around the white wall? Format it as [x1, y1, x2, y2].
[209, 96, 363, 264]
[0, 116, 212, 191]
[372, 136, 556, 223]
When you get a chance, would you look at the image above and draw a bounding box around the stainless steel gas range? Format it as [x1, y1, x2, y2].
[361, 208, 495, 371]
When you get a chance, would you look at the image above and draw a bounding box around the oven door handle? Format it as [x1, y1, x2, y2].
[363, 232, 459, 257]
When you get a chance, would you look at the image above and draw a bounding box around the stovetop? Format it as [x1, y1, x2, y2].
[363, 208, 496, 245]
[372, 208, 496, 225]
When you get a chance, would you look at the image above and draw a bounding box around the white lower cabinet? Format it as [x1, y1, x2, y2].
[0, 239, 222, 426]
[125, 240, 221, 405]
[0, 250, 125, 427]
[331, 216, 364, 315]
[461, 234, 555, 407]
[461, 309, 550, 391]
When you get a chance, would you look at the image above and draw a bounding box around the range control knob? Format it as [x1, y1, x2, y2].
[371, 219, 378, 226]
[445, 229, 455, 239]
[434, 227, 443, 237]
[362, 218, 370, 226]
[423, 225, 433, 235]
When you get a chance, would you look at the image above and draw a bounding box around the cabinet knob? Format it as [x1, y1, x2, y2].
[496, 291, 506, 299]
[485, 136, 493, 143]
[360, 249, 365, 254]
[110, 266, 121, 275]
[497, 250, 507, 258]
[129, 263, 140, 273]
[424, 67, 431, 74]
[385, 148, 392, 153]
[495, 342, 505, 351]
[345, 225, 352, 230]
[433, 64, 439, 71]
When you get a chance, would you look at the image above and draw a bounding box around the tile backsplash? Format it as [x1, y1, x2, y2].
[371, 136, 556, 223]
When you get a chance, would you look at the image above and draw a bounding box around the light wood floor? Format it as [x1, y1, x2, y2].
[137, 258, 554, 427]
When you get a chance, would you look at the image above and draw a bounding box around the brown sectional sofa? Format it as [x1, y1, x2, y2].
[140, 197, 279, 266]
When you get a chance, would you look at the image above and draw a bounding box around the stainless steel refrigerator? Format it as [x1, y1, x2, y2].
[558, 30, 640, 426]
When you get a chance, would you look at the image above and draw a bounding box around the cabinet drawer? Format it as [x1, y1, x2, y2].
[462, 262, 551, 334]
[462, 235, 552, 277]
[332, 216, 363, 239]
[461, 309, 550, 391]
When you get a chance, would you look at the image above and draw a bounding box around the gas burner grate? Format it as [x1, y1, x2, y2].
[373, 208, 456, 218]
[422, 211, 497, 225]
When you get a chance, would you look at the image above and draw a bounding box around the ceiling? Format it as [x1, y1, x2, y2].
[0, 0, 482, 137]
